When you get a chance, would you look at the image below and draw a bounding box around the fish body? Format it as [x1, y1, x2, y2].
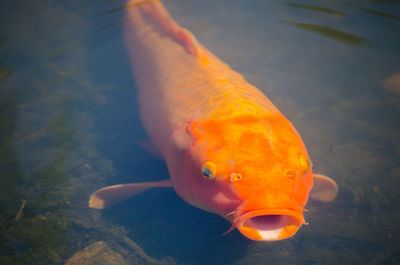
[89, 0, 338, 241]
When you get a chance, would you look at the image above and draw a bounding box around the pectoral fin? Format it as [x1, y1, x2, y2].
[89, 179, 173, 209]
[310, 174, 338, 202]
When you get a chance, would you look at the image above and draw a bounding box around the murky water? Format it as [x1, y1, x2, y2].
[1, 0, 399, 264]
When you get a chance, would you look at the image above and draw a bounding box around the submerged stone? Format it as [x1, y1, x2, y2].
[66, 241, 129, 265]
[383, 73, 400, 110]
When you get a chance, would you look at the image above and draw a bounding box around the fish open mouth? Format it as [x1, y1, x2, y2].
[235, 209, 305, 241]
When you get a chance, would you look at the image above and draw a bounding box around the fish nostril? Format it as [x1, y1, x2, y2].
[230, 172, 243, 182]
[284, 169, 297, 178]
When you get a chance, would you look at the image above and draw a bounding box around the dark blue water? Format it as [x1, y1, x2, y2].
[1, 0, 399, 264]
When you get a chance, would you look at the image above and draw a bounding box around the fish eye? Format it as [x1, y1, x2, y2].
[201, 161, 216, 179]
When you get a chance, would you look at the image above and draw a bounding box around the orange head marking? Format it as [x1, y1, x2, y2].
[170, 114, 313, 241]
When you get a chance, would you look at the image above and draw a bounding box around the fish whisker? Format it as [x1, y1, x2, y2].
[225, 209, 236, 218]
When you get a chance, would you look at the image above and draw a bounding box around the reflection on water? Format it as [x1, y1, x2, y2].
[1, 0, 400, 264]
[286, 3, 348, 16]
[282, 20, 367, 45]
[361, 7, 400, 20]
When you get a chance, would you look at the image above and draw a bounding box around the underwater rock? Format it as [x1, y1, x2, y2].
[0, 67, 11, 80]
[66, 241, 129, 265]
[383, 73, 400, 110]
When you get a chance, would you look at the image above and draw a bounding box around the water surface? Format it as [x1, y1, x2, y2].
[1, 0, 400, 264]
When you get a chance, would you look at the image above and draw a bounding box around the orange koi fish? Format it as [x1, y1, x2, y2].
[89, 0, 338, 241]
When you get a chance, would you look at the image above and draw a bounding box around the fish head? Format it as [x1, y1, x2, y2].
[167, 114, 314, 241]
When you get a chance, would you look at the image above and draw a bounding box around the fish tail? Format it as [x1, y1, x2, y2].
[125, 0, 157, 7]
[125, 0, 200, 55]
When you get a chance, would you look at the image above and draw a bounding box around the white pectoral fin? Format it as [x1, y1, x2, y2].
[89, 179, 173, 209]
[310, 174, 338, 202]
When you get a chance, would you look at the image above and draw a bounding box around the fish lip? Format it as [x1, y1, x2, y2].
[235, 209, 305, 241]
